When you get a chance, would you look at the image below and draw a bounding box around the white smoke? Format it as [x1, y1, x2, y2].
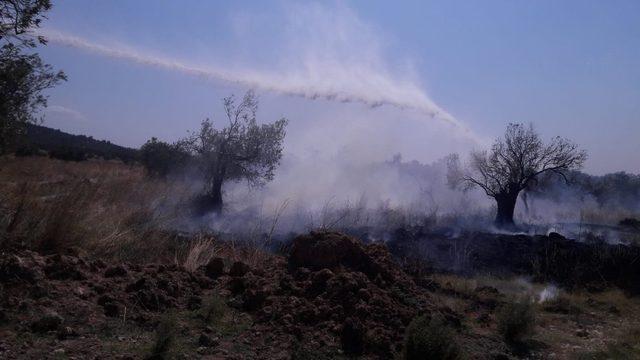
[38, 1, 478, 143]
[41, 28, 466, 130]
[538, 285, 559, 303]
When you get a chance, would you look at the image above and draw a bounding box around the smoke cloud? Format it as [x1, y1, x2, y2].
[39, 11, 476, 141]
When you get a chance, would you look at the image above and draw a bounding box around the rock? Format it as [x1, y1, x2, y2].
[135, 290, 172, 311]
[29, 285, 49, 299]
[90, 259, 107, 271]
[125, 278, 147, 292]
[73, 286, 90, 299]
[357, 288, 371, 301]
[103, 302, 120, 317]
[576, 329, 589, 338]
[198, 333, 219, 347]
[92, 283, 107, 294]
[243, 289, 268, 311]
[57, 326, 78, 340]
[307, 269, 334, 296]
[97, 294, 120, 317]
[187, 296, 202, 310]
[44, 256, 85, 280]
[0, 255, 38, 283]
[295, 267, 311, 280]
[228, 277, 246, 294]
[104, 265, 127, 278]
[608, 305, 620, 315]
[229, 261, 250, 277]
[31, 312, 63, 333]
[97, 294, 115, 306]
[205, 258, 225, 278]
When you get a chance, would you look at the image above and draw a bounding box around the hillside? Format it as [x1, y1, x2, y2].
[18, 124, 139, 163]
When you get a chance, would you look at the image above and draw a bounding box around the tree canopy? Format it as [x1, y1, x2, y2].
[0, 0, 65, 154]
[179, 90, 287, 213]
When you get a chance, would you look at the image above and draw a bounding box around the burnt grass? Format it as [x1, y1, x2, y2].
[385, 227, 640, 295]
[0, 229, 639, 359]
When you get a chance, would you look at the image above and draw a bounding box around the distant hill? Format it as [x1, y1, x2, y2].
[16, 124, 139, 163]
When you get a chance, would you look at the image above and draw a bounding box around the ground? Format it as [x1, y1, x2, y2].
[1, 156, 640, 359]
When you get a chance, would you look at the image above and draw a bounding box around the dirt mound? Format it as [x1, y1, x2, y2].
[230, 231, 437, 357]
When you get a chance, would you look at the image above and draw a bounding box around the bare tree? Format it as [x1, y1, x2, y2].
[447, 123, 587, 228]
[182, 90, 288, 214]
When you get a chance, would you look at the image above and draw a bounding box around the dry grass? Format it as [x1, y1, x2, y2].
[181, 234, 219, 272]
[0, 156, 277, 269]
[0, 156, 194, 262]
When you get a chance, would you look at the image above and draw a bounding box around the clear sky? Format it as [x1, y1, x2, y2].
[37, 0, 639, 174]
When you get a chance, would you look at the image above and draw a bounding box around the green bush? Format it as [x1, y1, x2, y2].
[497, 297, 536, 343]
[403, 314, 461, 360]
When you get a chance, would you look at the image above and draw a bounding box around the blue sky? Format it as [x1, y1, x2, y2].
[37, 0, 639, 174]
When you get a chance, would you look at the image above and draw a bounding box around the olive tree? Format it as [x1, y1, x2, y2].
[182, 90, 287, 213]
[447, 123, 587, 228]
[0, 0, 66, 154]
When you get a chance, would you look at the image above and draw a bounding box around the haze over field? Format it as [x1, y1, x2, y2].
[38, 1, 640, 175]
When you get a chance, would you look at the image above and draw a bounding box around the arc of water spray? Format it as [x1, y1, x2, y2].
[40, 28, 476, 139]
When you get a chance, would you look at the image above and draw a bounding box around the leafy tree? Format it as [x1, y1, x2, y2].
[139, 137, 188, 178]
[447, 123, 587, 228]
[0, 0, 66, 154]
[181, 90, 287, 213]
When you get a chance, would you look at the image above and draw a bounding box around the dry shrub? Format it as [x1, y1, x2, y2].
[213, 237, 272, 269]
[181, 235, 218, 272]
[403, 314, 461, 360]
[497, 297, 536, 343]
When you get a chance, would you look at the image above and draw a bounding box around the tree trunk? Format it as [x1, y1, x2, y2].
[194, 177, 223, 215]
[494, 192, 519, 229]
[207, 178, 223, 212]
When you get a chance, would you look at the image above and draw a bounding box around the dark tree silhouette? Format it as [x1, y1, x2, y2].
[139, 137, 188, 178]
[447, 123, 587, 228]
[181, 90, 287, 214]
[0, 0, 66, 154]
